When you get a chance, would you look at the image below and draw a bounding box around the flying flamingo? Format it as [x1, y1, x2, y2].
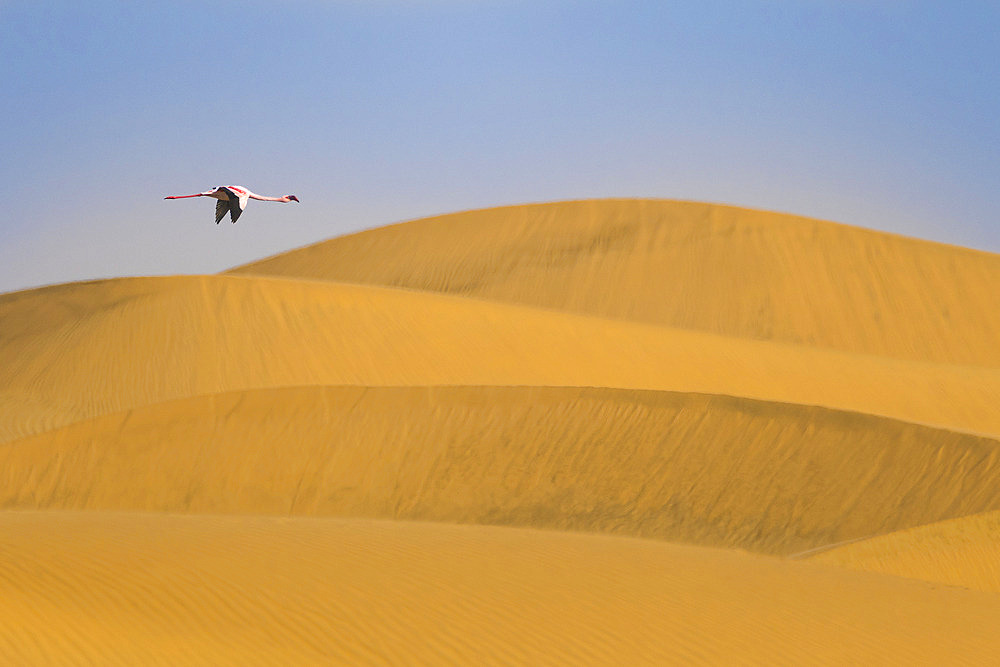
[165, 186, 299, 223]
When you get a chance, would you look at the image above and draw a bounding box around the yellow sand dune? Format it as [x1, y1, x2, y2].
[229, 199, 1000, 366]
[3, 512, 1000, 666]
[3, 274, 1000, 446]
[812, 510, 1000, 593]
[4, 198, 1000, 663]
[5, 385, 1000, 555]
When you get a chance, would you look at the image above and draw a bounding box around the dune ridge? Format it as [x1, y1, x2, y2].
[229, 199, 1000, 367]
[4, 274, 1000, 447]
[4, 385, 1000, 555]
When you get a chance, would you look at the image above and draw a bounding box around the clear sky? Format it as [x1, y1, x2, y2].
[1, 1, 997, 294]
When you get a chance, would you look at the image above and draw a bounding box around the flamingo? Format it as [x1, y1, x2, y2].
[165, 186, 299, 223]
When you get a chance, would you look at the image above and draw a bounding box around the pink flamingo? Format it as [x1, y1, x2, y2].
[165, 185, 299, 224]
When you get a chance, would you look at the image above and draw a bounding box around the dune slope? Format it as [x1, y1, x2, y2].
[5, 385, 1000, 555]
[4, 274, 1000, 446]
[3, 512, 1000, 666]
[812, 510, 1000, 593]
[228, 199, 1000, 366]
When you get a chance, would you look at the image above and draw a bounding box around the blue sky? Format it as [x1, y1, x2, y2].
[1, 1, 997, 293]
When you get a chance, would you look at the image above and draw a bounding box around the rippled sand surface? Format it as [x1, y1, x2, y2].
[3, 200, 999, 664]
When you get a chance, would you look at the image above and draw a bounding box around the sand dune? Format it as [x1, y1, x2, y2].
[3, 199, 1000, 663]
[812, 510, 1000, 593]
[3, 512, 1000, 666]
[229, 199, 1000, 366]
[3, 274, 1000, 447]
[4, 385, 1000, 555]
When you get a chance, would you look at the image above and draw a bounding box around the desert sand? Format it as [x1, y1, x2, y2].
[812, 509, 1000, 593]
[4, 512, 1000, 665]
[2, 199, 999, 664]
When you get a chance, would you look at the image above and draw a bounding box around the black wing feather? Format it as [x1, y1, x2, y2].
[215, 199, 228, 224]
[229, 197, 243, 223]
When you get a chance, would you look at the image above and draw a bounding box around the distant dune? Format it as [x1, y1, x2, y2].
[230, 199, 1000, 366]
[3, 199, 999, 663]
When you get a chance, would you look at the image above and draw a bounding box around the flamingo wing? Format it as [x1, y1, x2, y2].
[228, 197, 244, 223]
[218, 187, 249, 223]
[215, 199, 229, 224]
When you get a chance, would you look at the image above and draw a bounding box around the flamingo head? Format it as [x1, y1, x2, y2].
[286, 195, 300, 203]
